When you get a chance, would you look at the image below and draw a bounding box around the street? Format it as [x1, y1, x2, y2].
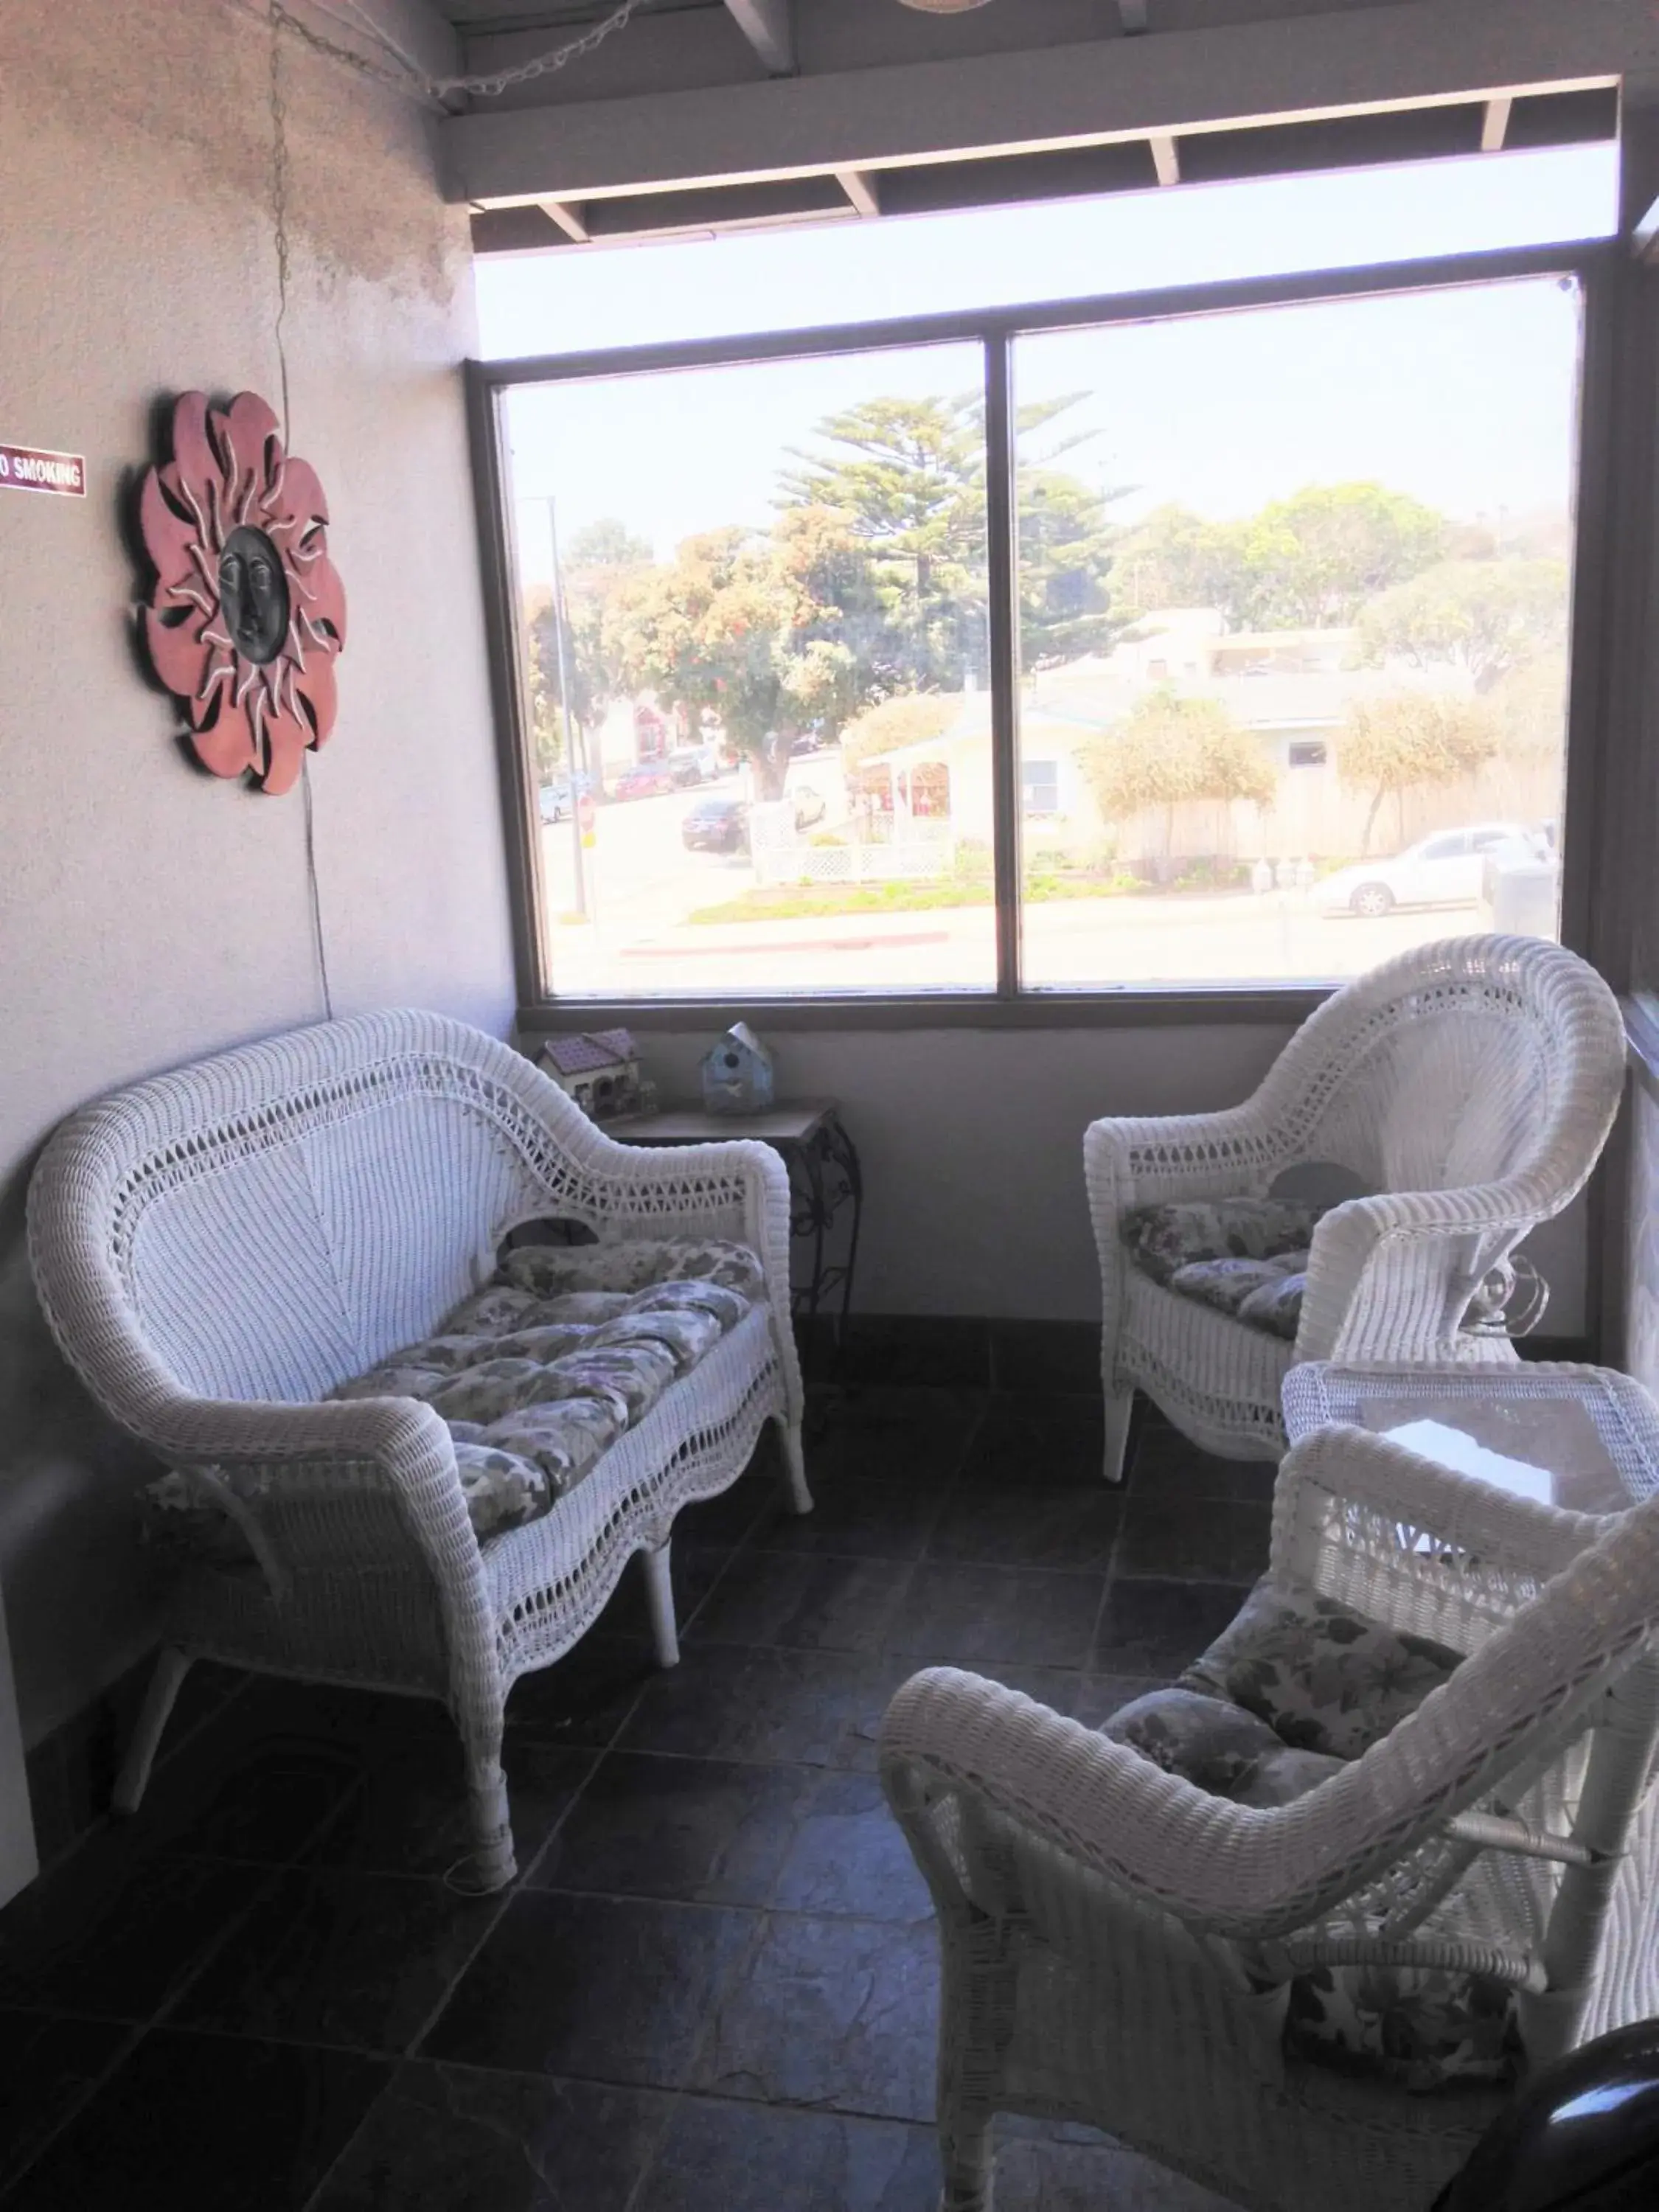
[537, 780, 1546, 997]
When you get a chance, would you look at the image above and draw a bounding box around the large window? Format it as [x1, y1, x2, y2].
[498, 345, 995, 998]
[476, 250, 1596, 1009]
[1012, 275, 1582, 990]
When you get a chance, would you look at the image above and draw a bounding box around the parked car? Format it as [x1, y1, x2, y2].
[1313, 822, 1536, 919]
[790, 783, 827, 830]
[538, 773, 590, 823]
[667, 751, 706, 790]
[682, 796, 749, 852]
[614, 762, 678, 801]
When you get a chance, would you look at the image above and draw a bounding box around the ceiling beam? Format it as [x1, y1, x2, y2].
[834, 167, 881, 218]
[537, 196, 591, 242]
[724, 0, 796, 77]
[1480, 93, 1513, 151]
[443, 0, 1644, 208]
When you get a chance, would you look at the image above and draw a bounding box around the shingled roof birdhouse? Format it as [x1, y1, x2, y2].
[539, 1028, 644, 1121]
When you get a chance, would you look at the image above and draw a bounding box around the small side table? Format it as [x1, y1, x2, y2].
[608, 1099, 863, 1360]
[1283, 1361, 1659, 1520]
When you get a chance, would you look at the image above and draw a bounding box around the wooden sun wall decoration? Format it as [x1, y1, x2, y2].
[138, 390, 347, 796]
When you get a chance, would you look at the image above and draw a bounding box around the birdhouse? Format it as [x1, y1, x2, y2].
[539, 1028, 644, 1121]
[701, 1023, 775, 1116]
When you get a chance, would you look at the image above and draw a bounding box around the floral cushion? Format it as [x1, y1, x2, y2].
[1166, 1254, 1309, 1343]
[141, 1237, 765, 1554]
[1235, 1270, 1307, 1343]
[1103, 1686, 1346, 1808]
[1284, 1950, 1520, 2093]
[1100, 1577, 1509, 2091]
[1124, 1199, 1322, 1340]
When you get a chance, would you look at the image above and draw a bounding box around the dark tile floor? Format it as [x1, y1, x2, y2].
[0, 1385, 1267, 2211]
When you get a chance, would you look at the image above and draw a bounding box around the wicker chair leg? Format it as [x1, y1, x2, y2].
[937, 2104, 995, 2211]
[112, 1646, 194, 1814]
[776, 1413, 813, 1517]
[463, 1749, 518, 1891]
[642, 1538, 680, 1668]
[1102, 1382, 1135, 1485]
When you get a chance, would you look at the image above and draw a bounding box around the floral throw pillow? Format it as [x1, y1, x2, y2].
[1178, 1576, 1461, 1759]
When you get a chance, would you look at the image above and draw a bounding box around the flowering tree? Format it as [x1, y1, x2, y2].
[1339, 692, 1501, 853]
[1082, 691, 1274, 878]
[602, 515, 869, 797]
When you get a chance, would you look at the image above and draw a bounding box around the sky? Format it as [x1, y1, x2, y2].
[478, 142, 1615, 586]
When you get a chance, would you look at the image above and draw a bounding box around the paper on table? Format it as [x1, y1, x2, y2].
[1371, 1416, 1579, 1506]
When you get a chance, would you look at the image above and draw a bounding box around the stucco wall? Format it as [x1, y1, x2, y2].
[0, 0, 515, 1761]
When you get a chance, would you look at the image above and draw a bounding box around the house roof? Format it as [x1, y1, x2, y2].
[541, 1028, 636, 1077]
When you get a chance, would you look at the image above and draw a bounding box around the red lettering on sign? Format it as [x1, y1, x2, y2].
[0, 443, 86, 497]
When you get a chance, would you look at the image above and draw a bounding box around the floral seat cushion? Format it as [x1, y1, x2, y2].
[1099, 1576, 1514, 2092]
[142, 1238, 765, 1554]
[1123, 1199, 1324, 1343]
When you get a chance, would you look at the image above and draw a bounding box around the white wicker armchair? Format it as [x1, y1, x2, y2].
[882, 1424, 1659, 2212]
[1087, 936, 1626, 1478]
[27, 1010, 809, 1889]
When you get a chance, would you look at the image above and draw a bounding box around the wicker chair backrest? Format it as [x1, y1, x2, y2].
[1257, 936, 1624, 1205]
[28, 1010, 596, 1410]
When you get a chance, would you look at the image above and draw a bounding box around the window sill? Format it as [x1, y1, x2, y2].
[515, 986, 1334, 1034]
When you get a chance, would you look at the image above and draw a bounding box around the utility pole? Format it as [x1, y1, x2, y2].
[546, 497, 590, 920]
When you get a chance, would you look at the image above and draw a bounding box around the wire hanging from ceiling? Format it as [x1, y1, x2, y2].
[268, 1, 335, 1020]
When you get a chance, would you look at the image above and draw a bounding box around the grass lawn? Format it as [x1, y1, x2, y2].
[688, 870, 1171, 925]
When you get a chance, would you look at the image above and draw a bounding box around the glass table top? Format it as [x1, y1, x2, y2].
[1284, 1366, 1659, 1518]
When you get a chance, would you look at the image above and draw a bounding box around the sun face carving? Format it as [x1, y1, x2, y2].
[139, 391, 347, 796]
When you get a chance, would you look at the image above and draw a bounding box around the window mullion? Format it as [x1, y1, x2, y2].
[984, 333, 1022, 998]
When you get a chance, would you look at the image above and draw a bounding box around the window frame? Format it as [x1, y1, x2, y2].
[466, 236, 1616, 1034]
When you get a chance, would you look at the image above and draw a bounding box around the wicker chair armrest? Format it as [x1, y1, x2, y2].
[133, 1388, 446, 1470]
[1297, 1180, 1553, 1362]
[131, 1385, 496, 1665]
[1269, 1425, 1604, 1604]
[134, 1385, 476, 1539]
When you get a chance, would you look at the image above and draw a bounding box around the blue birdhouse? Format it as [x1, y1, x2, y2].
[701, 1022, 775, 1115]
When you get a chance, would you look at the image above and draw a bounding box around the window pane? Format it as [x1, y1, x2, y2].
[502, 345, 996, 999]
[1012, 275, 1581, 990]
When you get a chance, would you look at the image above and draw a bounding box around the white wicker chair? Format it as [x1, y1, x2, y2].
[27, 1009, 810, 1889]
[1086, 936, 1626, 1479]
[882, 1424, 1659, 2212]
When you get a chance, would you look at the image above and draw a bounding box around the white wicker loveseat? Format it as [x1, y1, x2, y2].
[27, 1009, 810, 1889]
[883, 1422, 1659, 2212]
[1087, 936, 1626, 1479]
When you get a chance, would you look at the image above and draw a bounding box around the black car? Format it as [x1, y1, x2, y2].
[682, 796, 748, 852]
